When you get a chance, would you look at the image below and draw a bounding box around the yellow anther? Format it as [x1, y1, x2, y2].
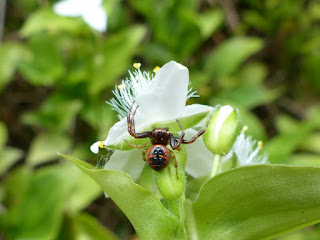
[133, 63, 141, 69]
[241, 125, 248, 133]
[153, 66, 160, 73]
[118, 83, 125, 90]
[99, 141, 105, 149]
[258, 141, 263, 149]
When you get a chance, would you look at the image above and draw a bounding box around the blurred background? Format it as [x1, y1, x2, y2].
[0, 0, 320, 239]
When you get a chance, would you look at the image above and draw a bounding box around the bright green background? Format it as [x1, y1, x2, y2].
[1, 0, 320, 239]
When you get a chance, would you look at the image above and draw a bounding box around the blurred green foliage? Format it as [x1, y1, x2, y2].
[0, 0, 320, 239]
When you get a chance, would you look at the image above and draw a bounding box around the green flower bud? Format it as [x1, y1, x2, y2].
[155, 152, 186, 200]
[203, 105, 240, 156]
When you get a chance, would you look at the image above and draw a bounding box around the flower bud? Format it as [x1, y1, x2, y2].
[154, 154, 185, 200]
[203, 105, 240, 156]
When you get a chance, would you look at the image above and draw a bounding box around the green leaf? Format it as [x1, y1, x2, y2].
[63, 166, 102, 213]
[192, 165, 320, 240]
[63, 213, 119, 240]
[60, 154, 180, 240]
[300, 133, 320, 154]
[0, 147, 23, 175]
[197, 10, 224, 39]
[26, 133, 71, 166]
[22, 95, 82, 131]
[20, 8, 88, 36]
[213, 85, 278, 109]
[205, 37, 263, 79]
[0, 43, 27, 92]
[3, 166, 32, 208]
[290, 154, 320, 167]
[18, 34, 65, 86]
[2, 165, 73, 240]
[0, 121, 7, 148]
[89, 25, 147, 94]
[265, 122, 315, 163]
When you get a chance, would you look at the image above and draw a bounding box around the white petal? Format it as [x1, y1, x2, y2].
[104, 149, 145, 181]
[82, 5, 107, 32]
[215, 105, 234, 142]
[135, 61, 189, 124]
[183, 104, 213, 117]
[185, 129, 213, 177]
[104, 117, 130, 145]
[90, 141, 101, 154]
[53, 0, 84, 17]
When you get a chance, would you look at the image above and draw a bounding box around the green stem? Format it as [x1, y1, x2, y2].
[179, 192, 186, 239]
[184, 199, 198, 240]
[211, 154, 221, 177]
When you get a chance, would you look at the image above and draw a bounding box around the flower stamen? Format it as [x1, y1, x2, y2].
[133, 62, 141, 69]
[118, 83, 126, 91]
[153, 66, 160, 73]
[99, 141, 105, 149]
[241, 125, 248, 133]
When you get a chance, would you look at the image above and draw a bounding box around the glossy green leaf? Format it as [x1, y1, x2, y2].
[60, 154, 180, 240]
[205, 37, 263, 79]
[192, 165, 320, 240]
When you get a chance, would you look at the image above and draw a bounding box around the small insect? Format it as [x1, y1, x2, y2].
[125, 102, 211, 176]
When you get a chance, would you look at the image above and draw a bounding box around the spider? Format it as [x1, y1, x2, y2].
[125, 102, 211, 176]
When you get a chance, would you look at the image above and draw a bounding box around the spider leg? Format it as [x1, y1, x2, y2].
[127, 102, 139, 136]
[182, 114, 212, 144]
[127, 101, 135, 134]
[124, 139, 146, 149]
[127, 102, 152, 139]
[142, 149, 147, 161]
[170, 119, 185, 150]
[169, 149, 179, 179]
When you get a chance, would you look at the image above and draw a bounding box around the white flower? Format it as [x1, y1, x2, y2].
[185, 128, 268, 177]
[226, 131, 268, 165]
[53, 0, 107, 32]
[91, 61, 211, 180]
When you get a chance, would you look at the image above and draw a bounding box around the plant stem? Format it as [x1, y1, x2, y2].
[211, 154, 221, 177]
[184, 199, 198, 240]
[179, 192, 186, 238]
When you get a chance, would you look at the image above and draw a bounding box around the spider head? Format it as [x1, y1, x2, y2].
[150, 128, 170, 145]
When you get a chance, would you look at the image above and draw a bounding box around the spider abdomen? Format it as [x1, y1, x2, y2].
[147, 144, 169, 171]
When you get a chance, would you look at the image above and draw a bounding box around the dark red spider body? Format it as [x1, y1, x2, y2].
[147, 144, 169, 171]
